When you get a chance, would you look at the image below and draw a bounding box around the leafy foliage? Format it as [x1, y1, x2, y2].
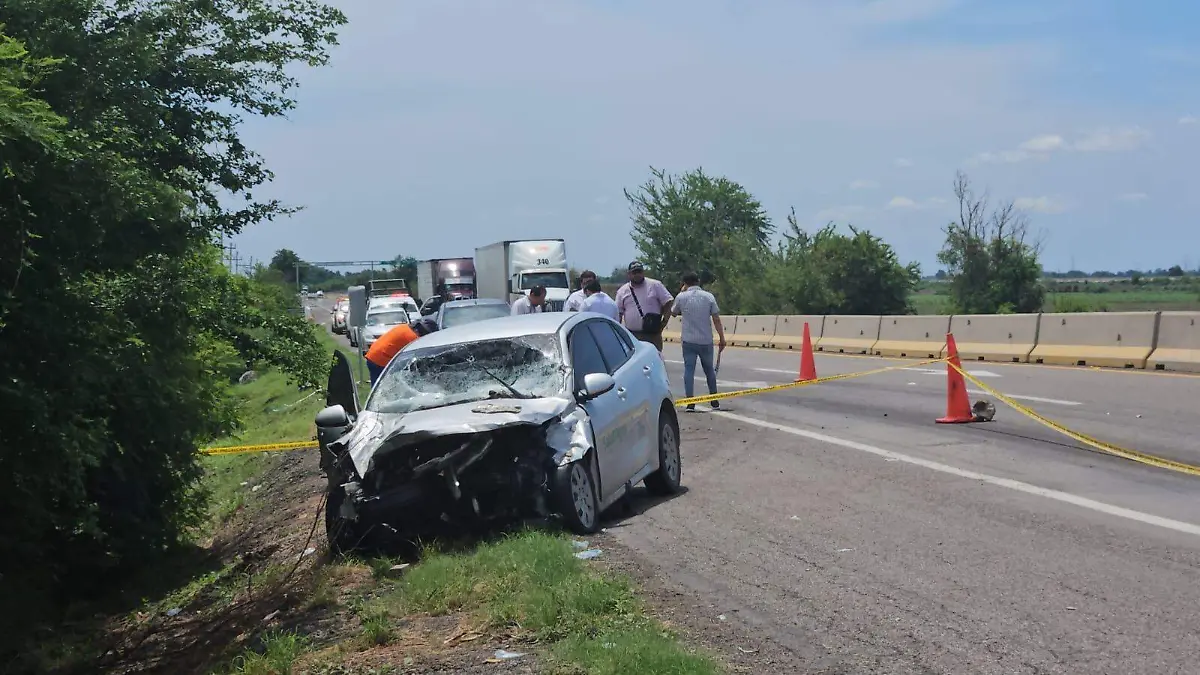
[0, 0, 345, 663]
[937, 171, 1045, 314]
[625, 167, 919, 314]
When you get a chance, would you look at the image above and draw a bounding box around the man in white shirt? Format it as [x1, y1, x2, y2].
[581, 279, 619, 321]
[564, 270, 597, 312]
[510, 285, 546, 315]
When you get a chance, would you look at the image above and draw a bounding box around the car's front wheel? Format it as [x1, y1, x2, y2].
[644, 406, 682, 496]
[554, 454, 600, 535]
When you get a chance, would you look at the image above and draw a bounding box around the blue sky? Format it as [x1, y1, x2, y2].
[232, 0, 1200, 275]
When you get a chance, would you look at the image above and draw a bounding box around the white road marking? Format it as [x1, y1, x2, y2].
[754, 367, 799, 375]
[713, 410, 1200, 538]
[967, 389, 1082, 406]
[905, 367, 1002, 378]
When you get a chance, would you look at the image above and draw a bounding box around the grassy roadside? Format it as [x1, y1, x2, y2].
[38, 322, 723, 674]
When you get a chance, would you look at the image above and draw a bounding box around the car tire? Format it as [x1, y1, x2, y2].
[554, 453, 601, 535]
[644, 406, 682, 496]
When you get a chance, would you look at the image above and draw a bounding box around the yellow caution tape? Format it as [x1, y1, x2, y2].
[948, 362, 1200, 478]
[200, 440, 319, 456]
[675, 357, 946, 407]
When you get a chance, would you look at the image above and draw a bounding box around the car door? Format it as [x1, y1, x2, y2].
[569, 322, 636, 497]
[584, 320, 655, 481]
[319, 350, 361, 474]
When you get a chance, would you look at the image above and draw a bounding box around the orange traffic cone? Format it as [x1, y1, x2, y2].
[936, 333, 977, 424]
[795, 321, 818, 382]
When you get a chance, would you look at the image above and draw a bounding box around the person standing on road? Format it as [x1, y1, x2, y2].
[581, 279, 619, 321]
[564, 270, 597, 312]
[511, 285, 546, 315]
[615, 261, 673, 353]
[364, 321, 428, 387]
[672, 272, 726, 411]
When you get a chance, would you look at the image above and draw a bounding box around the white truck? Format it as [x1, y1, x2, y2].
[474, 239, 570, 311]
[415, 258, 476, 305]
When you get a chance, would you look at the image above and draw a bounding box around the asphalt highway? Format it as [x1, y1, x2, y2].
[308, 297, 1200, 673]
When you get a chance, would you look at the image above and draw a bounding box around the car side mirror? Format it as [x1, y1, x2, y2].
[315, 404, 351, 428]
[577, 372, 616, 402]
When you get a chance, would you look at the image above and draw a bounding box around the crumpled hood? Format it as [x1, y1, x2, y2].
[333, 396, 592, 478]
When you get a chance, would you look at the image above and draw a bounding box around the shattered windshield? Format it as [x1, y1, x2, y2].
[367, 311, 408, 326]
[366, 334, 566, 414]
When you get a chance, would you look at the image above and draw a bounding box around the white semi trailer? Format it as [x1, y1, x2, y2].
[474, 239, 570, 311]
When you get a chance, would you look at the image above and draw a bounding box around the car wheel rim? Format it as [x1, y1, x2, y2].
[661, 421, 680, 483]
[570, 463, 595, 527]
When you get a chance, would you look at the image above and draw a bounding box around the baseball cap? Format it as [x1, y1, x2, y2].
[628, 260, 645, 272]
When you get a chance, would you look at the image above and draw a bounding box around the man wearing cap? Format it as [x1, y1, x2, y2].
[614, 261, 673, 352]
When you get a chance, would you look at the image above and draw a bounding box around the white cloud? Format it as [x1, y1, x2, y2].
[849, 179, 879, 190]
[1014, 196, 1066, 214]
[1018, 134, 1067, 152]
[973, 127, 1149, 164]
[1117, 192, 1148, 202]
[1072, 127, 1150, 152]
[1179, 116, 1198, 125]
[893, 158, 914, 168]
[886, 196, 949, 210]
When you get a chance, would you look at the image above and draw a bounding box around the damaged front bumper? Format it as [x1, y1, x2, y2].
[326, 398, 594, 534]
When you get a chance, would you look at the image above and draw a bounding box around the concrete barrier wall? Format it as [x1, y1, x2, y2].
[664, 314, 738, 344]
[816, 315, 881, 354]
[659, 310, 1200, 373]
[946, 313, 1040, 363]
[1147, 311, 1200, 372]
[873, 316, 951, 358]
[1029, 311, 1160, 369]
[735, 315, 777, 348]
[771, 315, 825, 350]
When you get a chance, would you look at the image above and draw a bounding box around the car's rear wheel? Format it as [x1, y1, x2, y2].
[554, 454, 600, 535]
[644, 406, 682, 496]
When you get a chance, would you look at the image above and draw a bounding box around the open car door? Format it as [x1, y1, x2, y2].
[318, 350, 360, 474]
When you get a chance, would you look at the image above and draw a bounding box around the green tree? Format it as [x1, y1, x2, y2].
[937, 171, 1045, 314]
[270, 248, 303, 281]
[0, 0, 345, 660]
[1168, 264, 1184, 277]
[747, 211, 919, 315]
[624, 166, 774, 311]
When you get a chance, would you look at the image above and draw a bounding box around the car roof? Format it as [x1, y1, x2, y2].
[442, 298, 509, 309]
[413, 311, 588, 350]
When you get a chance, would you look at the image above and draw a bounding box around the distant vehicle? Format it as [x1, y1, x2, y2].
[360, 307, 412, 352]
[368, 295, 420, 324]
[331, 298, 351, 334]
[367, 278, 409, 298]
[416, 258, 476, 306]
[474, 239, 570, 311]
[314, 311, 682, 553]
[315, 290, 324, 298]
[435, 298, 511, 331]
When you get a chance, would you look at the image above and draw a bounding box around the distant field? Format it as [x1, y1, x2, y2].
[909, 288, 1200, 315]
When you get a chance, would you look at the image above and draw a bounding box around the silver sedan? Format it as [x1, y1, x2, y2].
[315, 311, 682, 551]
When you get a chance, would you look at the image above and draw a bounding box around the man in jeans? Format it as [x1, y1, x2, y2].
[671, 272, 725, 411]
[615, 260, 673, 353]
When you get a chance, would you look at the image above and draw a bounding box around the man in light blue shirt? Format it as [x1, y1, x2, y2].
[581, 279, 619, 321]
[671, 272, 725, 411]
[564, 270, 597, 312]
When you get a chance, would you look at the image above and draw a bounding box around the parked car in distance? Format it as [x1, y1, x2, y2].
[314, 311, 682, 553]
[435, 297, 511, 331]
[368, 295, 421, 324]
[360, 308, 412, 352]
